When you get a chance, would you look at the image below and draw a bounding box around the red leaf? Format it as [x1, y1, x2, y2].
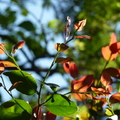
[0, 43, 5, 54]
[46, 111, 56, 120]
[9, 81, 23, 91]
[63, 62, 79, 78]
[100, 72, 113, 86]
[69, 62, 79, 78]
[74, 35, 92, 40]
[103, 67, 120, 79]
[14, 41, 25, 49]
[55, 57, 73, 63]
[12, 41, 25, 54]
[32, 106, 42, 120]
[0, 61, 16, 67]
[74, 19, 86, 31]
[0, 63, 5, 74]
[110, 93, 120, 104]
[63, 62, 70, 73]
[71, 75, 94, 101]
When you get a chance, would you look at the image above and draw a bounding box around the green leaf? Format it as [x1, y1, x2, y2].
[0, 99, 32, 120]
[4, 70, 37, 95]
[105, 107, 114, 116]
[18, 21, 35, 31]
[45, 94, 77, 116]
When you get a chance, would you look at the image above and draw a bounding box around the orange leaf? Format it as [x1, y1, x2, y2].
[100, 72, 113, 86]
[101, 33, 119, 61]
[9, 81, 23, 91]
[55, 57, 73, 63]
[0, 61, 16, 67]
[63, 62, 70, 73]
[71, 75, 94, 101]
[110, 92, 120, 104]
[74, 19, 86, 31]
[103, 67, 120, 79]
[101, 46, 118, 61]
[110, 32, 117, 45]
[0, 63, 5, 74]
[0, 43, 5, 54]
[74, 35, 92, 40]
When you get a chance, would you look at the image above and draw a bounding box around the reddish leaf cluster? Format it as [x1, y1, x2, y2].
[71, 75, 94, 101]
[0, 41, 25, 74]
[0, 61, 16, 74]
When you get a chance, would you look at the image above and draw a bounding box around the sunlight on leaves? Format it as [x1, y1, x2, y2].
[45, 94, 77, 116]
[74, 19, 86, 31]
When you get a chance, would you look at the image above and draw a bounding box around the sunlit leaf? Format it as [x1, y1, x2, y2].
[110, 32, 117, 45]
[74, 19, 86, 31]
[45, 94, 77, 116]
[0, 61, 16, 67]
[74, 35, 92, 40]
[4, 70, 37, 95]
[101, 46, 118, 61]
[0, 43, 5, 54]
[109, 92, 120, 104]
[0, 99, 32, 120]
[101, 33, 119, 61]
[55, 57, 73, 63]
[100, 72, 113, 86]
[71, 75, 94, 101]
